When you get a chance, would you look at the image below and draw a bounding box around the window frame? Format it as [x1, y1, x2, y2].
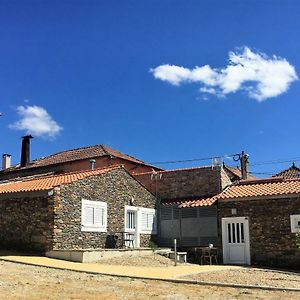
[290, 214, 300, 233]
[81, 199, 107, 232]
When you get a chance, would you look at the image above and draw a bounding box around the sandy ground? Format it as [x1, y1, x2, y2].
[0, 260, 300, 300]
[184, 268, 300, 289]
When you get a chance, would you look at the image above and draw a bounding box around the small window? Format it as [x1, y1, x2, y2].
[126, 211, 136, 229]
[81, 199, 107, 232]
[290, 214, 300, 233]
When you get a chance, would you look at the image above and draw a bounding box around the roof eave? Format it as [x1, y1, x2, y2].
[218, 192, 300, 202]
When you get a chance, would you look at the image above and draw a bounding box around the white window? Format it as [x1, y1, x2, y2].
[126, 210, 136, 229]
[140, 208, 157, 234]
[290, 214, 300, 233]
[81, 199, 107, 232]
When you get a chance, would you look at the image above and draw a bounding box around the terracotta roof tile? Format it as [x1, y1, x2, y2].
[272, 163, 300, 179]
[3, 145, 157, 172]
[179, 197, 218, 208]
[217, 177, 300, 200]
[179, 177, 300, 208]
[0, 166, 121, 195]
[161, 196, 217, 208]
[223, 165, 256, 181]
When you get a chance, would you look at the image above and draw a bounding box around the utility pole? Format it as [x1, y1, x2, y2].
[151, 170, 162, 242]
[234, 151, 249, 180]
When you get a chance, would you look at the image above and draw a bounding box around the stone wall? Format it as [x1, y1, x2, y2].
[218, 197, 300, 269]
[134, 166, 230, 200]
[51, 168, 156, 250]
[0, 195, 52, 252]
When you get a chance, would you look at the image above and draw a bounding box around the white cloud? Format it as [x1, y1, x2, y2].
[150, 47, 298, 101]
[9, 105, 62, 138]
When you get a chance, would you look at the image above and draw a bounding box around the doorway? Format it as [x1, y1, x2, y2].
[222, 217, 250, 265]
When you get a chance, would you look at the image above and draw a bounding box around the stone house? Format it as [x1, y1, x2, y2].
[0, 136, 161, 181]
[134, 165, 232, 248]
[0, 166, 157, 256]
[181, 177, 300, 268]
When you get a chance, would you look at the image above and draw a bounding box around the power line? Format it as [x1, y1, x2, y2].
[150, 153, 300, 168]
[149, 153, 240, 165]
[248, 171, 276, 176]
[251, 157, 300, 166]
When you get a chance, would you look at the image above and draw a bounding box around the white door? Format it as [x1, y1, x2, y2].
[222, 217, 250, 265]
[125, 206, 140, 247]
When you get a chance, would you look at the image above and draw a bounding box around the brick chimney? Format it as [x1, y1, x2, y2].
[240, 151, 249, 180]
[2, 154, 11, 170]
[20, 135, 33, 167]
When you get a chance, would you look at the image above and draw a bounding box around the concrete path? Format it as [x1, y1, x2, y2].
[0, 253, 240, 280]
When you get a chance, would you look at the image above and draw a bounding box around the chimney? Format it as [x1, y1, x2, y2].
[90, 159, 96, 170]
[20, 135, 33, 167]
[240, 151, 249, 180]
[2, 154, 11, 170]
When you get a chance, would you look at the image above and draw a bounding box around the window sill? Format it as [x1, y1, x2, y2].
[81, 227, 107, 233]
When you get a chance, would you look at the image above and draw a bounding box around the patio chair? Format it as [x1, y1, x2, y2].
[200, 247, 218, 265]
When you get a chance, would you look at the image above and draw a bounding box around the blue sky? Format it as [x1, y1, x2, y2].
[1, 0, 300, 176]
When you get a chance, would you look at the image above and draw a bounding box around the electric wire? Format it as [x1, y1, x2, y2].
[150, 154, 300, 168]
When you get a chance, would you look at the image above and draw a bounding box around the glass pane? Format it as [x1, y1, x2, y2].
[241, 222, 245, 243]
[232, 223, 236, 243]
[227, 223, 231, 243]
[127, 211, 136, 229]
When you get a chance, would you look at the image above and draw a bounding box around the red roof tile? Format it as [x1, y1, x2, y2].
[0, 166, 121, 195]
[161, 196, 217, 207]
[223, 165, 256, 181]
[179, 197, 218, 208]
[180, 177, 300, 208]
[272, 163, 300, 179]
[3, 145, 158, 172]
[217, 178, 300, 200]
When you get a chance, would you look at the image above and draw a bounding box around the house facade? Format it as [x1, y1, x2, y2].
[0, 166, 157, 253]
[185, 177, 300, 268]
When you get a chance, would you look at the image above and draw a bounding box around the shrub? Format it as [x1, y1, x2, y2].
[295, 232, 300, 251]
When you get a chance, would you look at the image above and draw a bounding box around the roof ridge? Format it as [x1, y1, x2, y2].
[102, 145, 145, 163]
[100, 145, 110, 156]
[33, 144, 105, 161]
[237, 176, 300, 185]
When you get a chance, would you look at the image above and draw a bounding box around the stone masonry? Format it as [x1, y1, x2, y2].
[49, 168, 156, 250]
[0, 168, 156, 252]
[0, 195, 52, 251]
[135, 166, 231, 201]
[218, 197, 300, 269]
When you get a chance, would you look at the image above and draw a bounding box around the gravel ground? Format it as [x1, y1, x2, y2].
[183, 268, 300, 289]
[97, 254, 180, 267]
[0, 260, 300, 299]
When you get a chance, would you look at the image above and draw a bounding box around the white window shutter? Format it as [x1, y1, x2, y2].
[94, 207, 104, 226]
[85, 206, 94, 225]
[140, 212, 148, 230]
[139, 208, 157, 234]
[81, 199, 107, 232]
